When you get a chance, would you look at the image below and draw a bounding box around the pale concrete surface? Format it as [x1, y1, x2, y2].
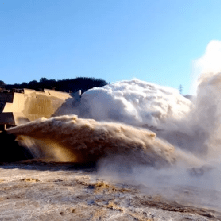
[0, 89, 72, 126]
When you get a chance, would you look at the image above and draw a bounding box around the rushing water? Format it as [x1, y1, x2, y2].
[6, 73, 221, 211]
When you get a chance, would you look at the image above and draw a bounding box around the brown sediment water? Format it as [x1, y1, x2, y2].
[7, 115, 176, 166]
[3, 73, 221, 218]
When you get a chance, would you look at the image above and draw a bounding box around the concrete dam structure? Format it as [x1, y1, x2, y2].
[0, 88, 80, 162]
[0, 88, 73, 129]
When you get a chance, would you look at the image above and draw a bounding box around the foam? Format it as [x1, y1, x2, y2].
[77, 79, 192, 128]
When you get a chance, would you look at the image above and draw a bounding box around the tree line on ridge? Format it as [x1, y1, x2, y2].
[0, 77, 108, 94]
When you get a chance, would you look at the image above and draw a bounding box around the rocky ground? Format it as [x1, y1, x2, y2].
[0, 161, 220, 221]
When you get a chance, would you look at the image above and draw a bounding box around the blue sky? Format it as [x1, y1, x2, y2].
[1, 0, 221, 94]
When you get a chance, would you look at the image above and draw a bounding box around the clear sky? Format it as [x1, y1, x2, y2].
[1, 0, 221, 95]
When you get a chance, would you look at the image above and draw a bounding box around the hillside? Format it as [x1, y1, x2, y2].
[2, 77, 108, 94]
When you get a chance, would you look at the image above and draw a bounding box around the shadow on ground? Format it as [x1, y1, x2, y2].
[0, 160, 97, 172]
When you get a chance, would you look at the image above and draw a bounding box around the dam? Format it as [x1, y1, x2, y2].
[0, 88, 81, 130]
[0, 88, 80, 162]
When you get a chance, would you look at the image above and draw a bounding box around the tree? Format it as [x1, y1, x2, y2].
[29, 80, 38, 85]
[40, 77, 48, 83]
[4, 77, 108, 93]
[0, 80, 6, 87]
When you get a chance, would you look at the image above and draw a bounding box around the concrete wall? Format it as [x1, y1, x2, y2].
[0, 89, 73, 126]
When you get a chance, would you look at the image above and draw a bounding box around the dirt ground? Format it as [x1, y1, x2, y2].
[0, 161, 220, 221]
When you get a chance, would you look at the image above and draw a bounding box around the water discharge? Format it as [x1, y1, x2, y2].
[8, 115, 176, 166]
[3, 41, 221, 213]
[6, 69, 221, 211]
[7, 79, 201, 167]
[6, 73, 221, 169]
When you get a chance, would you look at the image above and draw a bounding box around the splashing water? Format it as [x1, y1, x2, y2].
[8, 115, 176, 166]
[7, 75, 221, 167]
[7, 78, 202, 167]
[6, 74, 221, 210]
[5, 41, 221, 211]
[73, 79, 192, 128]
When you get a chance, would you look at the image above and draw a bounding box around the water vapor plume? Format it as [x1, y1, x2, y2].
[5, 42, 221, 211]
[196, 40, 221, 75]
[77, 79, 191, 128]
[164, 41, 221, 159]
[191, 40, 221, 94]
